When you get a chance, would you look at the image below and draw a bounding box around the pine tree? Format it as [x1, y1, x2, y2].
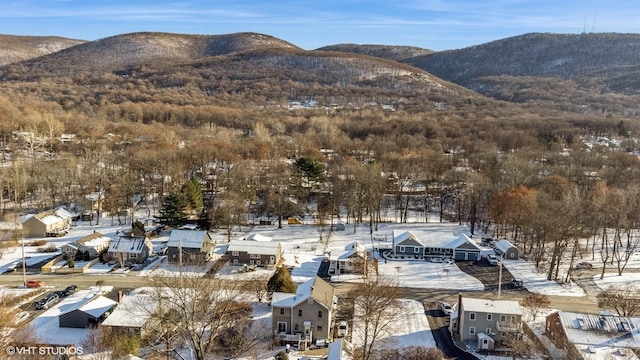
[181, 177, 204, 213]
[267, 267, 297, 294]
[156, 192, 189, 228]
[131, 220, 146, 236]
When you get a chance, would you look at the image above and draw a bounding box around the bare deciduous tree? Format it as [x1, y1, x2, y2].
[597, 285, 640, 317]
[522, 293, 550, 321]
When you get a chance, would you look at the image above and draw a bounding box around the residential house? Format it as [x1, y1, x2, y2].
[59, 295, 117, 328]
[227, 239, 282, 267]
[166, 229, 213, 264]
[271, 276, 336, 350]
[392, 230, 425, 259]
[391, 229, 481, 261]
[328, 242, 366, 275]
[107, 235, 153, 265]
[102, 293, 159, 339]
[493, 240, 519, 260]
[61, 232, 112, 259]
[451, 295, 523, 350]
[21, 208, 73, 238]
[545, 311, 640, 359]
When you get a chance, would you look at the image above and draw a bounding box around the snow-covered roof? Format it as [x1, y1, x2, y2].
[108, 236, 150, 254]
[167, 229, 210, 249]
[228, 240, 281, 255]
[494, 239, 516, 252]
[271, 277, 334, 309]
[59, 295, 117, 318]
[556, 311, 640, 350]
[444, 234, 481, 250]
[461, 297, 522, 315]
[77, 232, 112, 248]
[392, 230, 424, 247]
[102, 294, 157, 328]
[40, 214, 63, 225]
[246, 233, 272, 242]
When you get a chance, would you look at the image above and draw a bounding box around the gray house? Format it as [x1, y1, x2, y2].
[494, 240, 519, 260]
[392, 230, 425, 258]
[59, 295, 117, 328]
[451, 296, 523, 350]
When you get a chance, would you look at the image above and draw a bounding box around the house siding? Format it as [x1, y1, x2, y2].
[272, 301, 331, 341]
[167, 246, 208, 264]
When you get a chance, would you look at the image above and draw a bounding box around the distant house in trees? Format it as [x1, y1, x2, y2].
[106, 235, 153, 265]
[21, 208, 73, 238]
[166, 229, 213, 264]
[227, 239, 282, 267]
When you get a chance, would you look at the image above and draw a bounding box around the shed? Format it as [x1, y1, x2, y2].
[494, 240, 519, 260]
[59, 295, 117, 328]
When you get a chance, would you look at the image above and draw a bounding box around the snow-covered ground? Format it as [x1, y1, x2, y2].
[351, 298, 435, 349]
[502, 259, 585, 297]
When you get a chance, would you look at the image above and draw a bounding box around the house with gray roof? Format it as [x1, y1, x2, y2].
[392, 229, 481, 261]
[107, 235, 153, 265]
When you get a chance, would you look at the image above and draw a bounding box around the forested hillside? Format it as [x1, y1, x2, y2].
[0, 31, 639, 286]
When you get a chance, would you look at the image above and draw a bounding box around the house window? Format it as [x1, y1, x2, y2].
[233, 259, 238, 264]
[277, 322, 287, 333]
[232, 251, 239, 256]
[500, 314, 506, 322]
[469, 313, 476, 321]
[486, 328, 492, 334]
[317, 325, 322, 331]
[280, 308, 285, 315]
[483, 339, 488, 345]
[414, 247, 419, 253]
[130, 253, 137, 258]
[400, 246, 405, 252]
[250, 253, 260, 259]
[487, 314, 493, 321]
[469, 326, 475, 335]
[295, 324, 299, 331]
[257, 260, 261, 265]
[511, 316, 517, 323]
[250, 260, 254, 265]
[298, 309, 303, 316]
[318, 311, 322, 318]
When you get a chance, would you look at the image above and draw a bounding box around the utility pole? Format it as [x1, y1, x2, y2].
[497, 254, 503, 299]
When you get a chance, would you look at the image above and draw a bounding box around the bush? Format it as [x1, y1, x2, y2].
[275, 351, 289, 360]
[67, 259, 75, 268]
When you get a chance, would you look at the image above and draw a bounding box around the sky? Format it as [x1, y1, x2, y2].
[0, 0, 639, 51]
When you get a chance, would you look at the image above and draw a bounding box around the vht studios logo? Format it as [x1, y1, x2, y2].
[5, 345, 83, 356]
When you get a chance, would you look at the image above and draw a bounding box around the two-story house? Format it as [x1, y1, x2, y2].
[271, 276, 336, 350]
[227, 239, 282, 267]
[166, 229, 213, 264]
[451, 295, 523, 350]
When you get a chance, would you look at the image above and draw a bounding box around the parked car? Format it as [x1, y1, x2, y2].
[337, 321, 348, 337]
[487, 254, 500, 266]
[64, 285, 77, 294]
[511, 279, 524, 288]
[574, 262, 593, 270]
[26, 279, 44, 288]
[35, 294, 59, 310]
[430, 256, 444, 263]
[440, 301, 454, 315]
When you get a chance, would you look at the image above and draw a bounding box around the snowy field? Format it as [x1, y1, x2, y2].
[502, 259, 585, 297]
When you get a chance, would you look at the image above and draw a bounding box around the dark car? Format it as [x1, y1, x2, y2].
[35, 294, 59, 310]
[511, 279, 524, 288]
[64, 285, 77, 294]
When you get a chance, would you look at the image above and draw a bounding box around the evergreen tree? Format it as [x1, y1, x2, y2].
[155, 192, 189, 228]
[131, 220, 146, 236]
[181, 176, 204, 213]
[267, 267, 297, 294]
[294, 156, 324, 182]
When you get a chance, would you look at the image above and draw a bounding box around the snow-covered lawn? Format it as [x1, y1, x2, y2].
[351, 298, 435, 350]
[593, 271, 640, 291]
[503, 259, 585, 297]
